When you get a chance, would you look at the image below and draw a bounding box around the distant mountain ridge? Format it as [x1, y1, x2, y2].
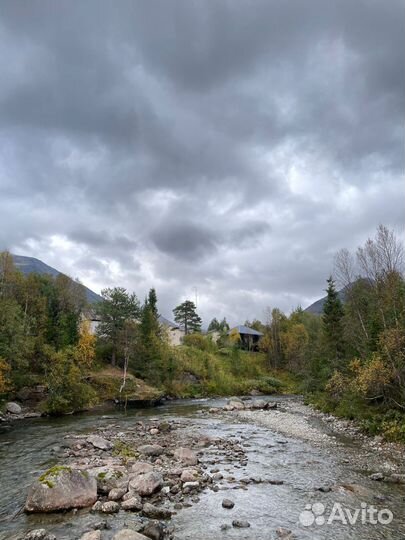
[12, 254, 102, 304]
[304, 287, 346, 315]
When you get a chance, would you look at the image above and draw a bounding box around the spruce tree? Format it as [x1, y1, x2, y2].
[322, 276, 345, 365]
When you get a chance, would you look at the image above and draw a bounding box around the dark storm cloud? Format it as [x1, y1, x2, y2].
[0, 0, 403, 323]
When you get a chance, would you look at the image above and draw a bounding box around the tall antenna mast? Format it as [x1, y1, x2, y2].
[192, 286, 198, 308]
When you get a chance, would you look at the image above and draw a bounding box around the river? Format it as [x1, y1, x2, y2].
[0, 396, 404, 539]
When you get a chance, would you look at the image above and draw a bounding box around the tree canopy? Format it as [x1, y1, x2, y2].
[173, 300, 202, 334]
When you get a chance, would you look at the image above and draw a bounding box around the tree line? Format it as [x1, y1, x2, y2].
[245, 225, 405, 440]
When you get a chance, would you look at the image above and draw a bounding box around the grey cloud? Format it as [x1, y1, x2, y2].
[0, 0, 403, 324]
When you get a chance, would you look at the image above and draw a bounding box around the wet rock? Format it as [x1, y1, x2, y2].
[90, 467, 128, 494]
[182, 481, 199, 489]
[25, 468, 97, 513]
[268, 479, 284, 485]
[121, 496, 143, 511]
[276, 527, 294, 539]
[158, 421, 171, 433]
[87, 435, 113, 451]
[174, 447, 198, 466]
[6, 402, 22, 414]
[137, 444, 164, 457]
[228, 401, 245, 410]
[212, 472, 223, 481]
[222, 499, 235, 509]
[232, 520, 250, 528]
[23, 530, 56, 540]
[142, 502, 172, 519]
[91, 501, 103, 512]
[80, 531, 101, 540]
[142, 522, 164, 540]
[129, 471, 163, 496]
[109, 486, 128, 500]
[370, 472, 384, 481]
[131, 462, 155, 475]
[385, 473, 405, 484]
[100, 501, 120, 513]
[113, 531, 149, 540]
[316, 486, 332, 493]
[252, 399, 268, 409]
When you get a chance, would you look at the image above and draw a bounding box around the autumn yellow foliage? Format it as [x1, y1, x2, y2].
[75, 320, 96, 368]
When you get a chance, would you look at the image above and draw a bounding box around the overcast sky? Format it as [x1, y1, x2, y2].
[0, 0, 404, 325]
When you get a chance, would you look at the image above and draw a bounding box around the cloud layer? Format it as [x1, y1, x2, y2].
[1, 0, 404, 324]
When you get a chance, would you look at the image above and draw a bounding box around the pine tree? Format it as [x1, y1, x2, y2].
[323, 276, 345, 365]
[173, 300, 202, 334]
[96, 287, 140, 366]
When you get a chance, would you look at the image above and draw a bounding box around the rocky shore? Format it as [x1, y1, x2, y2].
[17, 415, 253, 540]
[7, 395, 405, 540]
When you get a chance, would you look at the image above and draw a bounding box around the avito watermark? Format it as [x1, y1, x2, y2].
[299, 502, 393, 527]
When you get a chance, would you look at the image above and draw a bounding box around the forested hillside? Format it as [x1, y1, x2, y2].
[1, 226, 404, 441]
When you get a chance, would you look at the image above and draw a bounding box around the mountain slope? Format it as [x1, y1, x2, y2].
[304, 288, 346, 315]
[12, 254, 102, 304]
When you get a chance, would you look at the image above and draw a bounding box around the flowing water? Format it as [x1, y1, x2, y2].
[0, 397, 404, 539]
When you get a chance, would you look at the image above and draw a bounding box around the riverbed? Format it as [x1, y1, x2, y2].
[0, 396, 404, 539]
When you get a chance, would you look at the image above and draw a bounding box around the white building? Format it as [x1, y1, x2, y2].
[158, 315, 185, 346]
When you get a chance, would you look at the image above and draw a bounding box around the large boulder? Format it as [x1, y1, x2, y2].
[174, 447, 198, 466]
[6, 402, 22, 414]
[129, 471, 163, 496]
[25, 467, 97, 513]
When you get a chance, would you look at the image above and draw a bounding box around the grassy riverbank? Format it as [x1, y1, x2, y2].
[306, 391, 405, 443]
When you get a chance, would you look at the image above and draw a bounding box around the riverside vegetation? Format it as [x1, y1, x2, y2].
[1, 225, 404, 443]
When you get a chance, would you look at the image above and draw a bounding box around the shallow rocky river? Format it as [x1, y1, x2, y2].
[0, 396, 404, 540]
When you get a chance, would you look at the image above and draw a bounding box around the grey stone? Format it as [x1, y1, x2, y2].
[131, 462, 154, 475]
[25, 468, 97, 513]
[222, 499, 235, 509]
[6, 402, 22, 414]
[142, 522, 164, 540]
[137, 444, 164, 456]
[80, 531, 102, 540]
[100, 501, 120, 513]
[23, 531, 56, 540]
[142, 502, 172, 519]
[113, 531, 149, 540]
[121, 497, 143, 511]
[174, 447, 198, 466]
[129, 471, 163, 496]
[87, 435, 113, 451]
[108, 486, 127, 500]
[232, 520, 250, 528]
